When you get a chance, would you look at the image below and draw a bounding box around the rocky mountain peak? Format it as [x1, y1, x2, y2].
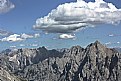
[70, 45, 84, 52]
[94, 40, 101, 44]
[87, 40, 105, 48]
[86, 40, 106, 54]
[0, 41, 121, 81]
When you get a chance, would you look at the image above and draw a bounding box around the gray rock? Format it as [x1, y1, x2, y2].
[0, 41, 121, 81]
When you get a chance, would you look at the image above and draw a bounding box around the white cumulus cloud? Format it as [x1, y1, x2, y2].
[0, 33, 38, 42]
[21, 33, 33, 39]
[33, 0, 121, 33]
[1, 34, 23, 42]
[0, 0, 15, 13]
[105, 42, 111, 45]
[20, 44, 25, 47]
[59, 34, 75, 39]
[108, 34, 114, 37]
[34, 33, 40, 38]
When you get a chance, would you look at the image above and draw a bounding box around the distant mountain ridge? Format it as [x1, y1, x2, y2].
[115, 48, 121, 53]
[0, 41, 121, 81]
[0, 49, 12, 55]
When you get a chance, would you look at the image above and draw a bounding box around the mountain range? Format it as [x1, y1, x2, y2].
[0, 41, 121, 81]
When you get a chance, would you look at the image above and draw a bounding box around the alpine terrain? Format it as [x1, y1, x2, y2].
[0, 41, 121, 81]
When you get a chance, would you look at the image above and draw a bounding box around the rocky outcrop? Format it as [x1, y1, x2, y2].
[0, 67, 26, 81]
[0, 41, 121, 81]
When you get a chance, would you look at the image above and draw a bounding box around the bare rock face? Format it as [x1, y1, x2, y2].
[0, 67, 25, 81]
[0, 41, 121, 81]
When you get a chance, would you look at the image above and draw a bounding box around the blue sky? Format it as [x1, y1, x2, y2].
[0, 0, 121, 51]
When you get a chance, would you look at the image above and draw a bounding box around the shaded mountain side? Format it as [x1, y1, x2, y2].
[115, 48, 121, 53]
[0, 41, 121, 81]
[0, 49, 12, 55]
[0, 67, 26, 81]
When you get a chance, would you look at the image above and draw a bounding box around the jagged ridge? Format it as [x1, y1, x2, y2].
[0, 41, 121, 81]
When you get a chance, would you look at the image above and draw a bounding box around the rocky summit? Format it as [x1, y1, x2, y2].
[0, 41, 121, 81]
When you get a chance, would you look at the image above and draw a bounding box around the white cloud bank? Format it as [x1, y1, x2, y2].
[0, 33, 40, 42]
[59, 34, 75, 39]
[105, 41, 120, 45]
[33, 0, 121, 33]
[21, 33, 33, 39]
[34, 33, 40, 38]
[1, 34, 23, 42]
[0, 0, 15, 13]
